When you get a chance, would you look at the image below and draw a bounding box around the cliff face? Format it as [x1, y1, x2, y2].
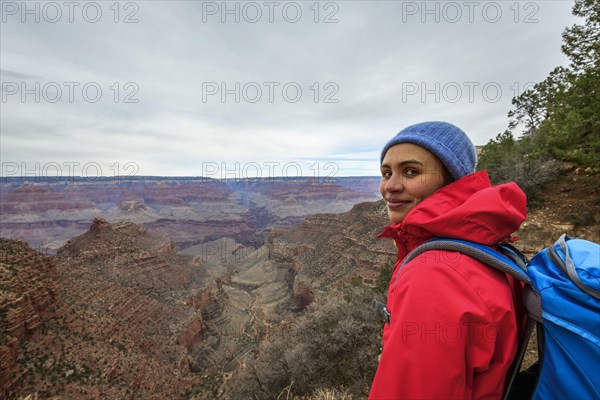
[269, 201, 396, 309]
[0, 177, 380, 253]
[0, 179, 247, 253]
[0, 184, 95, 213]
[0, 238, 57, 398]
[0, 219, 227, 400]
[205, 200, 396, 398]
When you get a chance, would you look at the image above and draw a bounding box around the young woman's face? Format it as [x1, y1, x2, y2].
[379, 143, 447, 224]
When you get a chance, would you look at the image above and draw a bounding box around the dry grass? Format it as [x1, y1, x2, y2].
[291, 388, 354, 400]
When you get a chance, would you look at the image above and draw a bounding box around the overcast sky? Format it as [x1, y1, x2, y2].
[1, 0, 579, 178]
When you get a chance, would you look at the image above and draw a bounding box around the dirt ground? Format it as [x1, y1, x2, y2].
[516, 168, 599, 369]
[522, 169, 600, 245]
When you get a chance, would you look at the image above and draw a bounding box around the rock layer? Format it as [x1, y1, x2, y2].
[0, 177, 380, 253]
[270, 201, 397, 308]
[0, 238, 57, 398]
[0, 219, 228, 399]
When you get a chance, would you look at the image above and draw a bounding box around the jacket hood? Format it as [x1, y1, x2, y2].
[378, 170, 527, 257]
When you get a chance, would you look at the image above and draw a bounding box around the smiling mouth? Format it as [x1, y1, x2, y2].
[386, 200, 411, 209]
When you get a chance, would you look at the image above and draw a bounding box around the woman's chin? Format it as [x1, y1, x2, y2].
[388, 209, 410, 224]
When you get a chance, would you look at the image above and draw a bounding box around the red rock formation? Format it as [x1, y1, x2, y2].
[292, 281, 314, 310]
[0, 184, 95, 213]
[175, 316, 203, 351]
[0, 177, 380, 253]
[0, 218, 234, 399]
[187, 288, 214, 310]
[0, 238, 57, 399]
[118, 199, 147, 211]
[271, 201, 396, 308]
[89, 217, 111, 234]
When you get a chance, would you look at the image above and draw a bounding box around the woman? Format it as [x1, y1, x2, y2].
[369, 121, 526, 399]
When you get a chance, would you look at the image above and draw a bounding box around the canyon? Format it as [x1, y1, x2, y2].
[0, 176, 380, 253]
[1, 171, 598, 399]
[0, 200, 396, 399]
[0, 176, 384, 399]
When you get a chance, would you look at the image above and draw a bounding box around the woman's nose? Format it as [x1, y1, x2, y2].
[385, 174, 403, 193]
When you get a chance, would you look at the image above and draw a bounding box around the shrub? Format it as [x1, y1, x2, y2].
[478, 131, 560, 207]
[230, 286, 383, 399]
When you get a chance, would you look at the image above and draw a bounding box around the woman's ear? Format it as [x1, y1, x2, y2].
[443, 166, 454, 186]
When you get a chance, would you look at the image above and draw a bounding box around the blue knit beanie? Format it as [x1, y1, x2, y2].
[380, 121, 477, 181]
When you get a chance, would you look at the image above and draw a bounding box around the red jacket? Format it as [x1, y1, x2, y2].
[369, 171, 527, 400]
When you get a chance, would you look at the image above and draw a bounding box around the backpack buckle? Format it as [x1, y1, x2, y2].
[372, 299, 391, 324]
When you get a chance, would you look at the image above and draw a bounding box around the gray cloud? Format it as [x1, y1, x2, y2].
[1, 0, 579, 176]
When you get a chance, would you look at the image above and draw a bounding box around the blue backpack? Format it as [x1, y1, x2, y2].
[403, 234, 600, 400]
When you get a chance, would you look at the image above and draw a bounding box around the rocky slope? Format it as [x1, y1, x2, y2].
[0, 218, 228, 400]
[269, 201, 397, 309]
[0, 238, 57, 398]
[517, 171, 600, 254]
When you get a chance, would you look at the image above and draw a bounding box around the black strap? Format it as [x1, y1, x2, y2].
[503, 316, 536, 400]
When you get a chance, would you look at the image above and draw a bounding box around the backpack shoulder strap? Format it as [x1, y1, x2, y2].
[405, 238, 532, 284]
[405, 238, 542, 321]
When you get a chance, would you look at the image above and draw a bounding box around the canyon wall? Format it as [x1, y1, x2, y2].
[0, 177, 380, 253]
[0, 219, 227, 399]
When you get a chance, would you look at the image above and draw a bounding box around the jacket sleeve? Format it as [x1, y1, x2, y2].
[369, 252, 509, 400]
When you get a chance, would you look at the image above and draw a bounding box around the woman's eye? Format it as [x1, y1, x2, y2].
[404, 168, 419, 177]
[381, 171, 392, 178]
